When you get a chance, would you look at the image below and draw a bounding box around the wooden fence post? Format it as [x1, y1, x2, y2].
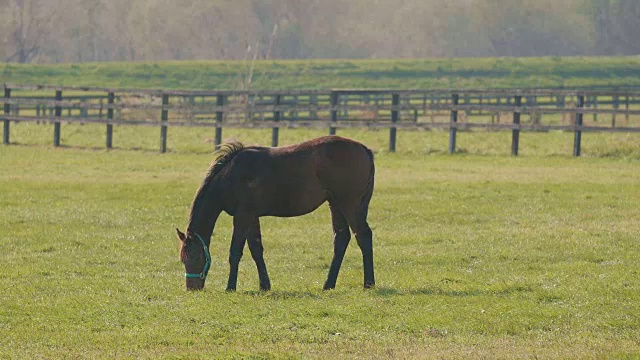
[448, 93, 459, 154]
[215, 94, 225, 150]
[612, 95, 618, 128]
[54, 90, 62, 147]
[330, 91, 338, 135]
[512, 95, 522, 156]
[341, 95, 348, 118]
[310, 94, 318, 120]
[106, 91, 114, 149]
[160, 94, 169, 153]
[389, 93, 399, 152]
[3, 87, 10, 145]
[625, 95, 630, 123]
[272, 94, 281, 147]
[573, 95, 585, 157]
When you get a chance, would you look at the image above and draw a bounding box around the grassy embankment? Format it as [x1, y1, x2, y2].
[2, 56, 640, 90]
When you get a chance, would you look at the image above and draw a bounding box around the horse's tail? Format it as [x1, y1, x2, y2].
[365, 146, 375, 192]
[359, 145, 375, 217]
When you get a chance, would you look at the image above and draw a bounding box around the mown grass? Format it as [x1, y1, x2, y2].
[2, 56, 640, 90]
[5, 121, 640, 159]
[1, 128, 639, 358]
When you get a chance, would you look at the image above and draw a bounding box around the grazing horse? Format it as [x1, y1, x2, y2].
[176, 135, 376, 291]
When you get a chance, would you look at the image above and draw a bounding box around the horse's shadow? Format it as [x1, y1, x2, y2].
[237, 284, 532, 298]
[374, 285, 533, 297]
[241, 290, 324, 300]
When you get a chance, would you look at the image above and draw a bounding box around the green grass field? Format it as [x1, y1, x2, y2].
[1, 127, 639, 358]
[2, 56, 640, 90]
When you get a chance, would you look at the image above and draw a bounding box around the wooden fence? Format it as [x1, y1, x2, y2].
[2, 83, 640, 155]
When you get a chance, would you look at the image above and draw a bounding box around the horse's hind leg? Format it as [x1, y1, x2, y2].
[342, 195, 375, 289]
[323, 202, 351, 290]
[353, 220, 375, 289]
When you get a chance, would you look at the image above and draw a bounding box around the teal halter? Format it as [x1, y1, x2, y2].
[184, 232, 211, 280]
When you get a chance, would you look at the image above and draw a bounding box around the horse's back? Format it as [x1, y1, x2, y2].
[271, 135, 372, 176]
[277, 135, 372, 162]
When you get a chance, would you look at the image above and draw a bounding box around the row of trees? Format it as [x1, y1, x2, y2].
[1, 0, 639, 63]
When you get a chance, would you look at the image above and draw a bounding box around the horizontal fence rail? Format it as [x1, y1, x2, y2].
[2, 83, 640, 155]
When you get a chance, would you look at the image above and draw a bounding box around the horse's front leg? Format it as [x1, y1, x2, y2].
[226, 218, 247, 292]
[246, 217, 271, 291]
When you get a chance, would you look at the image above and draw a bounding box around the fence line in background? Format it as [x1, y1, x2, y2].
[2, 87, 10, 145]
[2, 84, 640, 156]
[512, 95, 522, 156]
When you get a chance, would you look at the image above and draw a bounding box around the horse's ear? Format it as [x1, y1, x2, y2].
[176, 228, 186, 242]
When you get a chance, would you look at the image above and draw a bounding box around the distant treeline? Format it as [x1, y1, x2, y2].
[0, 0, 639, 64]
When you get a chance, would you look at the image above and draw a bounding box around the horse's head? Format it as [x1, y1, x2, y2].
[176, 228, 211, 291]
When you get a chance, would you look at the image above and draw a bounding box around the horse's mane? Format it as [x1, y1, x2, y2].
[204, 141, 245, 182]
[188, 141, 244, 227]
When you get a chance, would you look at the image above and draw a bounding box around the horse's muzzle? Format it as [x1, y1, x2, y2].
[186, 277, 205, 291]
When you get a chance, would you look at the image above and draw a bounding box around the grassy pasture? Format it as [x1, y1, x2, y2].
[1, 127, 639, 358]
[5, 120, 640, 158]
[2, 56, 640, 90]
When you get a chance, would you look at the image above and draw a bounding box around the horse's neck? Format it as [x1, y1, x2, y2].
[188, 183, 223, 244]
[188, 209, 220, 243]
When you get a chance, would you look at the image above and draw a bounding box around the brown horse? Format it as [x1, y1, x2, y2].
[176, 135, 375, 291]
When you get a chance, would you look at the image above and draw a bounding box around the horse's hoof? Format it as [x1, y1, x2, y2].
[364, 282, 375, 289]
[225, 287, 237, 293]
